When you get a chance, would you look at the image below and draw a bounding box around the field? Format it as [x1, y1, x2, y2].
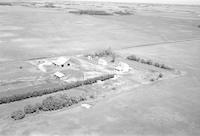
[0, 1, 200, 136]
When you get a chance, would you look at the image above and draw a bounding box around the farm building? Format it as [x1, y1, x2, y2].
[52, 57, 81, 67]
[52, 57, 69, 67]
[98, 58, 107, 66]
[54, 71, 65, 79]
[115, 62, 131, 72]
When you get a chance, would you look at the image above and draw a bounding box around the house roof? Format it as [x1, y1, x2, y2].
[115, 62, 131, 72]
[98, 58, 107, 66]
[52, 57, 69, 66]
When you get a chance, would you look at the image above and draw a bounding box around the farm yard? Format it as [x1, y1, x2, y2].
[0, 50, 177, 103]
[0, 1, 200, 136]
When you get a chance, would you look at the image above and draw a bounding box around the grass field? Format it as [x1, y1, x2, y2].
[0, 1, 200, 136]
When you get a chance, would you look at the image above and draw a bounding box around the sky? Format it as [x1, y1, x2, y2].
[77, 0, 200, 5]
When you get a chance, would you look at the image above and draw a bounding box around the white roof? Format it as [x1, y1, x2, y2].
[115, 62, 131, 72]
[98, 58, 107, 66]
[52, 57, 69, 66]
[54, 71, 65, 78]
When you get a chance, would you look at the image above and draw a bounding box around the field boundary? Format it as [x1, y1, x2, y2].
[0, 74, 115, 105]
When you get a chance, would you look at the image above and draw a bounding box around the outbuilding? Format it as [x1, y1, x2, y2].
[98, 58, 108, 66]
[54, 71, 65, 79]
[115, 62, 131, 72]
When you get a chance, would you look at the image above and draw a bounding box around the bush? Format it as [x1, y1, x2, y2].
[59, 95, 73, 107]
[35, 103, 43, 111]
[160, 64, 166, 69]
[41, 96, 65, 111]
[41, 95, 87, 111]
[24, 104, 37, 114]
[140, 59, 146, 64]
[146, 59, 153, 65]
[11, 110, 25, 120]
[160, 64, 173, 70]
[154, 62, 160, 67]
[127, 55, 140, 62]
[70, 96, 80, 104]
[158, 73, 163, 78]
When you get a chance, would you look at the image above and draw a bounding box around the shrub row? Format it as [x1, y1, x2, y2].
[42, 95, 86, 111]
[114, 11, 133, 15]
[85, 48, 114, 58]
[127, 55, 174, 70]
[0, 2, 12, 6]
[69, 10, 112, 16]
[85, 48, 116, 62]
[11, 95, 86, 120]
[0, 74, 114, 105]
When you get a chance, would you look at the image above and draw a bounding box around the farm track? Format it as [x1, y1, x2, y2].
[121, 38, 200, 49]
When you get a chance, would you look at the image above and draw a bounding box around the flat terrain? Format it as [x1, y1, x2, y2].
[0, 1, 200, 136]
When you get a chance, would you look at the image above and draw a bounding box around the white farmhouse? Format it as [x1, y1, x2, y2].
[52, 57, 69, 67]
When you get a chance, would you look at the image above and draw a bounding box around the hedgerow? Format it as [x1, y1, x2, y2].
[69, 10, 112, 16]
[85, 48, 114, 58]
[0, 2, 12, 6]
[127, 55, 140, 62]
[127, 55, 174, 70]
[42, 96, 65, 111]
[42, 95, 86, 111]
[11, 95, 87, 120]
[0, 74, 114, 105]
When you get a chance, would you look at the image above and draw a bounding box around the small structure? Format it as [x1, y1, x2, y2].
[54, 71, 65, 79]
[115, 62, 131, 72]
[81, 104, 92, 109]
[98, 58, 108, 66]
